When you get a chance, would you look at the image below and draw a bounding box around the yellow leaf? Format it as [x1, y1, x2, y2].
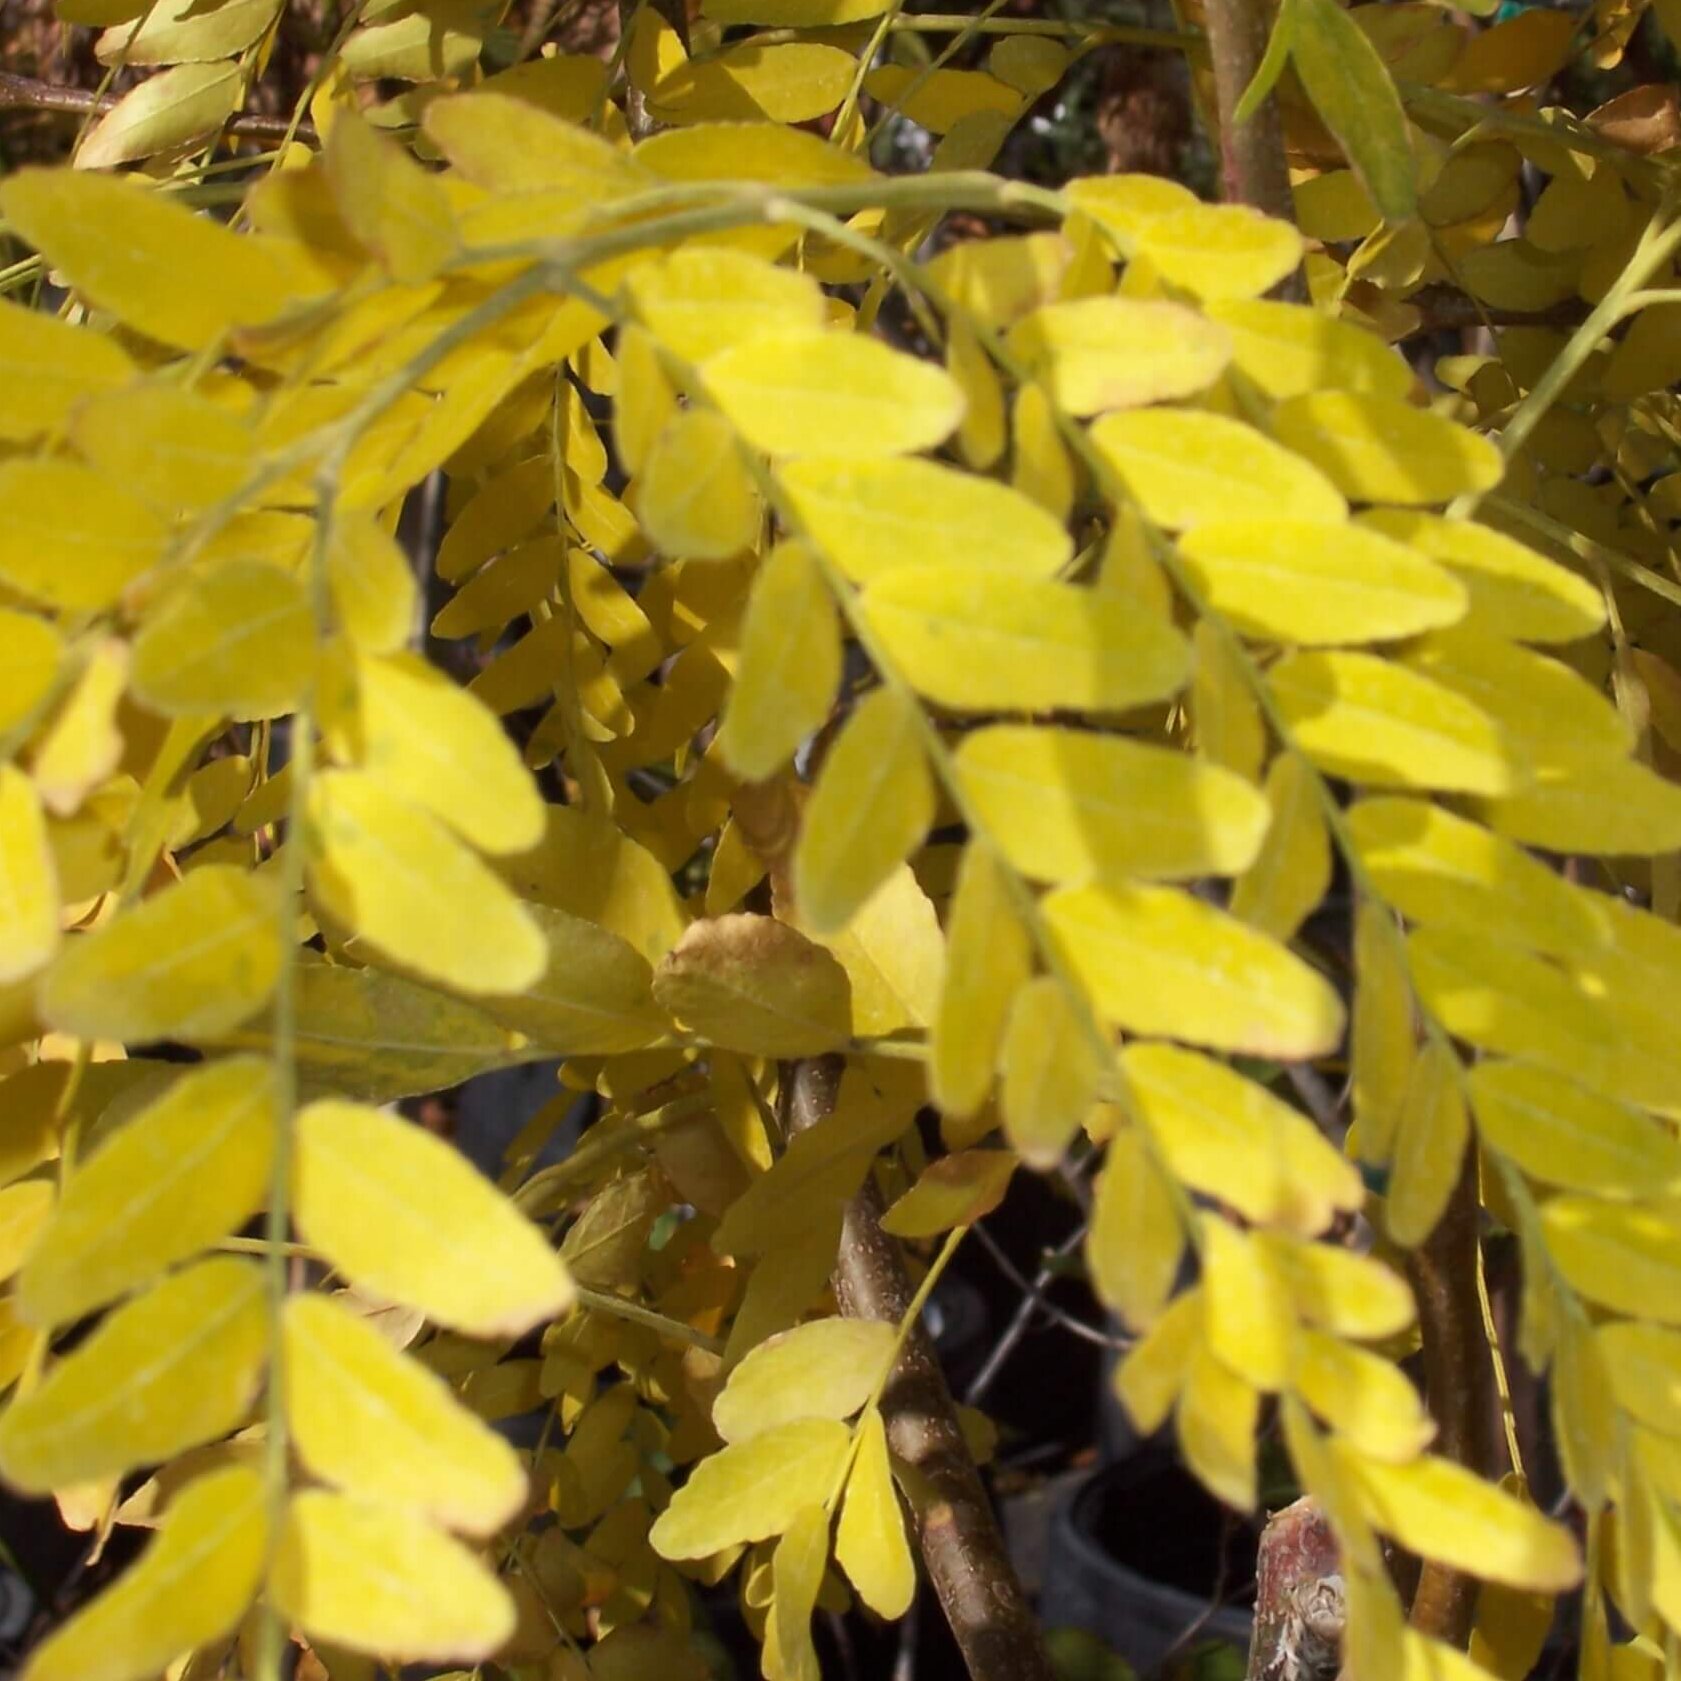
[18, 1465, 265, 1681]
[1091, 407, 1347, 529]
[956, 726, 1267, 883]
[1357, 510, 1603, 644]
[653, 914, 851, 1056]
[640, 407, 761, 560]
[1005, 298, 1229, 415]
[880, 1149, 1017, 1237]
[0, 608, 64, 743]
[614, 323, 676, 477]
[1192, 620, 1266, 783]
[284, 1294, 525, 1535]
[1180, 518, 1467, 645]
[1385, 1039, 1469, 1247]
[295, 1099, 574, 1337]
[949, 313, 1006, 468]
[1204, 299, 1411, 400]
[1230, 753, 1329, 943]
[1350, 900, 1414, 1166]
[42, 865, 281, 1043]
[1349, 797, 1610, 959]
[1272, 393, 1504, 505]
[343, 651, 545, 857]
[0, 1256, 266, 1493]
[70, 383, 254, 515]
[132, 560, 313, 722]
[1011, 379, 1076, 520]
[713, 1318, 896, 1443]
[1114, 1287, 1201, 1432]
[306, 770, 546, 995]
[649, 1417, 852, 1558]
[793, 688, 932, 936]
[1044, 880, 1345, 1058]
[1268, 649, 1519, 795]
[1000, 975, 1102, 1168]
[1541, 1197, 1681, 1323]
[1470, 1581, 1558, 1681]
[862, 570, 1190, 714]
[1598, 1321, 1681, 1437]
[1347, 1449, 1582, 1590]
[862, 64, 1020, 132]
[767, 1502, 828, 1681]
[1178, 1344, 1259, 1510]
[74, 60, 239, 168]
[1133, 204, 1303, 300]
[1481, 757, 1681, 856]
[781, 456, 1071, 581]
[625, 245, 826, 364]
[272, 1489, 514, 1662]
[0, 766, 58, 983]
[634, 120, 877, 188]
[423, 91, 645, 201]
[0, 296, 133, 444]
[1470, 1061, 1681, 1197]
[326, 511, 417, 654]
[1444, 6, 1576, 91]
[1202, 1216, 1293, 1391]
[19, 1058, 274, 1327]
[648, 42, 855, 124]
[1260, 1231, 1416, 1339]
[702, 331, 963, 458]
[0, 166, 328, 351]
[705, 0, 887, 22]
[94, 0, 281, 64]
[1294, 1329, 1436, 1462]
[0, 1181, 50, 1292]
[835, 1409, 913, 1616]
[29, 638, 128, 819]
[718, 542, 840, 781]
[0, 458, 167, 610]
[326, 110, 456, 283]
[1088, 1127, 1183, 1330]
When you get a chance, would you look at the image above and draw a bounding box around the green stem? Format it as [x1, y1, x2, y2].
[574, 1285, 725, 1355]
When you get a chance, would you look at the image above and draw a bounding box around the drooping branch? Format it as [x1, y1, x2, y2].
[0, 70, 316, 145]
[784, 1058, 1057, 1681]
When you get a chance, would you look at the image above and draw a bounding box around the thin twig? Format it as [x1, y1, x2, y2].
[0, 69, 316, 145]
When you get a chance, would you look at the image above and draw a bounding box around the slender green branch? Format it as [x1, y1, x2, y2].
[574, 1285, 726, 1355]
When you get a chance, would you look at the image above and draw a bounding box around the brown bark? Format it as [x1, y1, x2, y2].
[1247, 1498, 1344, 1681]
[784, 1058, 1057, 1681]
[1201, 0, 1294, 220]
[0, 69, 315, 143]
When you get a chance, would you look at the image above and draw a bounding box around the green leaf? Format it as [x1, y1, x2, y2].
[1234, 0, 1297, 124]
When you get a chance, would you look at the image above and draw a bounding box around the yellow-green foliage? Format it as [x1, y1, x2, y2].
[3, 2, 1681, 1678]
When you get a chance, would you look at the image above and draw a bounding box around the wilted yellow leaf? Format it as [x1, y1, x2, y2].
[1385, 1039, 1469, 1247]
[1001, 975, 1102, 1168]
[835, 1409, 914, 1618]
[713, 1318, 896, 1443]
[0, 459, 167, 611]
[0, 1256, 266, 1493]
[1273, 393, 1503, 505]
[1088, 1127, 1183, 1330]
[19, 1058, 274, 1327]
[0, 766, 58, 984]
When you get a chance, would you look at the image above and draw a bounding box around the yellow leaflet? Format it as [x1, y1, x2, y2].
[614, 324, 677, 479]
[1066, 173, 1198, 253]
[1132, 204, 1303, 300]
[1385, 1040, 1469, 1247]
[713, 1319, 896, 1443]
[0, 766, 58, 984]
[707, 0, 886, 21]
[1192, 621, 1266, 783]
[862, 63, 1019, 132]
[990, 34, 1069, 91]
[702, 330, 963, 459]
[1179, 519, 1467, 645]
[327, 511, 416, 654]
[1259, 1231, 1416, 1339]
[862, 570, 1190, 715]
[718, 542, 840, 781]
[1267, 649, 1519, 796]
[42, 864, 281, 1043]
[633, 121, 877, 187]
[766, 1503, 828, 1681]
[1469, 1582, 1557, 1681]
[0, 458, 166, 611]
[1230, 753, 1329, 943]
[295, 1099, 574, 1337]
[1005, 297, 1229, 416]
[1178, 1344, 1259, 1511]
[1542, 1196, 1681, 1323]
[0, 167, 330, 351]
[927, 234, 1071, 331]
[1273, 392, 1504, 505]
[793, 688, 932, 937]
[1204, 299, 1412, 400]
[0, 297, 133, 444]
[0, 609, 62, 742]
[30, 638, 128, 819]
[435, 456, 554, 584]
[646, 41, 853, 124]
[430, 538, 563, 641]
[1115, 1288, 1202, 1434]
[325, 109, 456, 284]
[640, 408, 761, 561]
[1598, 1322, 1681, 1438]
[626, 246, 826, 364]
[1349, 797, 1610, 959]
[1347, 1448, 1582, 1591]
[1202, 1217, 1293, 1391]
[132, 560, 313, 722]
[1044, 880, 1345, 1059]
[835, 1409, 914, 1618]
[18, 1465, 265, 1681]
[931, 842, 1029, 1118]
[70, 384, 254, 514]
[0, 1183, 51, 1289]
[72, 63, 236, 170]
[424, 91, 644, 200]
[1350, 901, 1414, 1166]
[650, 1417, 852, 1558]
[19, 1058, 274, 1327]
[1294, 1330, 1436, 1463]
[1356, 510, 1604, 644]
[345, 651, 546, 857]
[1000, 975, 1101, 1169]
[1088, 1128, 1183, 1330]
[94, 0, 280, 63]
[1472, 1061, 1681, 1197]
[307, 770, 546, 995]
[1481, 756, 1681, 856]
[284, 1294, 525, 1535]
[272, 1489, 514, 1663]
[0, 1256, 265, 1493]
[957, 726, 1265, 885]
[781, 456, 1071, 582]
[881, 1150, 1017, 1237]
[950, 314, 1006, 469]
[1091, 408, 1347, 529]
